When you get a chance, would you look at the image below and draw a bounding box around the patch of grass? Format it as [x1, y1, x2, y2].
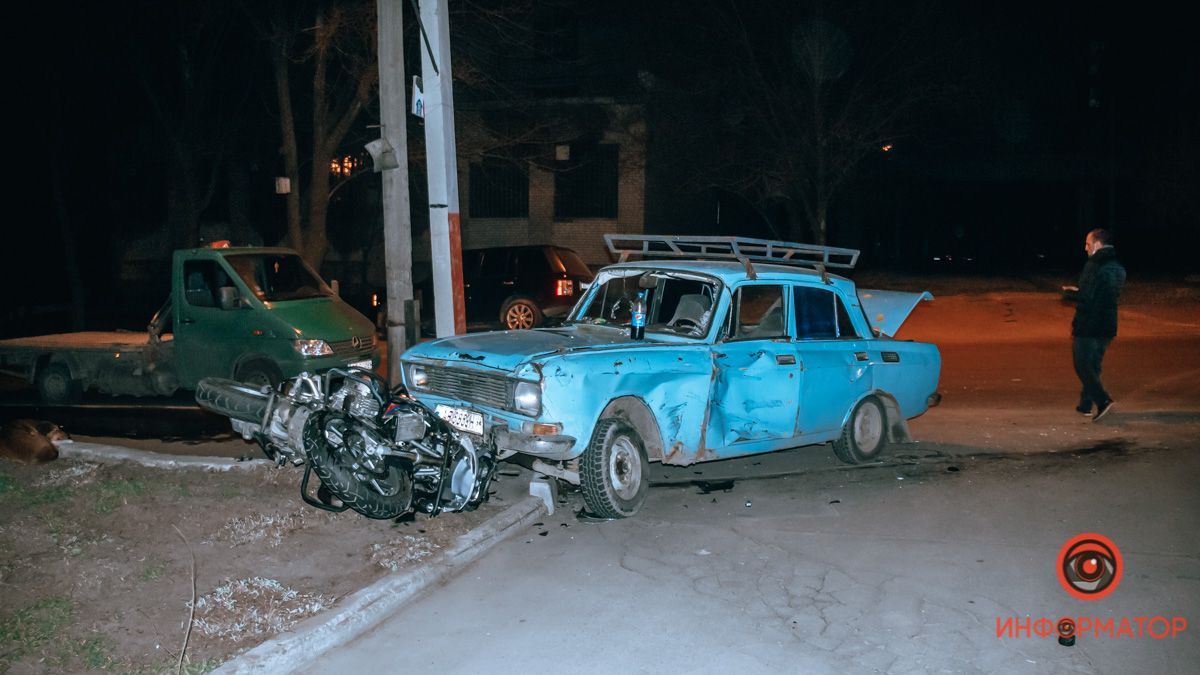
[94, 479, 146, 514]
[78, 635, 116, 670]
[0, 596, 74, 668]
[140, 559, 166, 582]
[21, 484, 74, 507]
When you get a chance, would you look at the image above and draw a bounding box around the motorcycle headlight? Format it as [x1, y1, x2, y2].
[294, 339, 333, 357]
[408, 364, 429, 390]
[513, 381, 541, 416]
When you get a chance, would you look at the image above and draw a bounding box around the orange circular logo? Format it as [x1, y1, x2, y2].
[1057, 533, 1123, 601]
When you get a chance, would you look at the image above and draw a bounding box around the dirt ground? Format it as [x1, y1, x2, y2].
[0, 451, 511, 674]
[1, 275, 1197, 674]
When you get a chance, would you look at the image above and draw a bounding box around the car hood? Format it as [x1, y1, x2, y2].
[857, 289, 933, 337]
[404, 324, 652, 372]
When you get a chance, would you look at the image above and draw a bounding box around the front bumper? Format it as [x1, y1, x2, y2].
[494, 428, 576, 459]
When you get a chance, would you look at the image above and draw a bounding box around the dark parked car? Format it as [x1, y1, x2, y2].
[461, 245, 593, 329]
[362, 246, 595, 333]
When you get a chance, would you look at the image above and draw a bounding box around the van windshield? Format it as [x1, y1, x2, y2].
[225, 253, 332, 302]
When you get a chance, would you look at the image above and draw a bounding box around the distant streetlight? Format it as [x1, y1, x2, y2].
[881, 143, 894, 152]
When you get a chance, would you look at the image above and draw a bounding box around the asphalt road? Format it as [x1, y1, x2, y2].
[301, 292, 1200, 674]
[304, 433, 1199, 675]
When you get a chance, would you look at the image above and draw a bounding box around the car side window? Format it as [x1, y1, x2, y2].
[515, 249, 550, 279]
[183, 261, 232, 308]
[479, 250, 508, 278]
[730, 285, 787, 339]
[461, 251, 483, 282]
[794, 286, 859, 339]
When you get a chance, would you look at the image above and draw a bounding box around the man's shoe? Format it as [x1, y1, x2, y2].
[1093, 400, 1115, 422]
[1076, 404, 1092, 415]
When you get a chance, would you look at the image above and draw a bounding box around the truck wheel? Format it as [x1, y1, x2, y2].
[194, 378, 271, 424]
[832, 396, 887, 464]
[235, 359, 282, 390]
[581, 418, 649, 518]
[500, 297, 542, 330]
[36, 363, 80, 404]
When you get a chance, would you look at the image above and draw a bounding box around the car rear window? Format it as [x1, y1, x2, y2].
[550, 248, 593, 278]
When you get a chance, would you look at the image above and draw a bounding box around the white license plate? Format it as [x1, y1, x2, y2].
[435, 404, 484, 436]
[348, 359, 372, 370]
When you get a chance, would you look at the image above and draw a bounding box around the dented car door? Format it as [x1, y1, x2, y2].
[706, 284, 801, 450]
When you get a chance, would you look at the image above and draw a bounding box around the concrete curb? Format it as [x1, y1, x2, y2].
[54, 441, 272, 471]
[212, 494, 548, 674]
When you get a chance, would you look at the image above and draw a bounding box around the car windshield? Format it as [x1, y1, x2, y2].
[567, 269, 718, 337]
[224, 253, 332, 302]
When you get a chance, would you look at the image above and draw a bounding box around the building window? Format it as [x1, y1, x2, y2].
[469, 158, 529, 218]
[555, 143, 618, 219]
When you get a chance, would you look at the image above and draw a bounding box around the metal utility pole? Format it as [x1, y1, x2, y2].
[377, 0, 414, 384]
[419, 0, 466, 336]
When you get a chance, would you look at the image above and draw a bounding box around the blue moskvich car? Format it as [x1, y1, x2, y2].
[402, 235, 941, 518]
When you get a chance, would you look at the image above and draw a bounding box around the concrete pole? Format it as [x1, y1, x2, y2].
[377, 0, 413, 383]
[419, 0, 466, 336]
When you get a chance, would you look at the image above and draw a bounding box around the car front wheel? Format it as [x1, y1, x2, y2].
[581, 418, 649, 518]
[832, 395, 888, 464]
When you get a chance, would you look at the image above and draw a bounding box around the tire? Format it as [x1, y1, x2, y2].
[194, 378, 272, 424]
[305, 412, 413, 519]
[831, 395, 888, 464]
[500, 297, 543, 330]
[35, 363, 80, 404]
[235, 359, 283, 390]
[581, 418, 649, 518]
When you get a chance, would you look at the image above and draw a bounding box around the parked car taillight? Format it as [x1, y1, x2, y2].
[555, 279, 574, 297]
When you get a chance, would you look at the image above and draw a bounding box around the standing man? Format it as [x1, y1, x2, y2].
[1070, 228, 1126, 421]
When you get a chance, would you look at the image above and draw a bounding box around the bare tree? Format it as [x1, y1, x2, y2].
[254, 0, 378, 267]
[130, 0, 251, 250]
[645, 0, 961, 245]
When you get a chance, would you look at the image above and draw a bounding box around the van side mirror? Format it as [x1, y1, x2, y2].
[218, 286, 241, 311]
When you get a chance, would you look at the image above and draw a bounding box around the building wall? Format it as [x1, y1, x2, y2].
[460, 104, 646, 269]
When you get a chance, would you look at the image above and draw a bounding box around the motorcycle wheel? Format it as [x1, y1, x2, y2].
[194, 378, 271, 423]
[304, 412, 414, 519]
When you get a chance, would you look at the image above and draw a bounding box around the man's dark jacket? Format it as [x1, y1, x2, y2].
[1072, 246, 1126, 338]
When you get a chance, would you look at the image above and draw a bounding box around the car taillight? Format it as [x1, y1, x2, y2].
[555, 279, 573, 297]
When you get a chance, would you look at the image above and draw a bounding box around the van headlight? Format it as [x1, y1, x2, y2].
[294, 339, 333, 357]
[408, 364, 429, 390]
[513, 381, 541, 416]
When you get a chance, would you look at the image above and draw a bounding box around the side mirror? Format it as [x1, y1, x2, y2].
[218, 286, 241, 311]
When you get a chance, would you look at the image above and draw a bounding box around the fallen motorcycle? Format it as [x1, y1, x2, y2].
[195, 368, 495, 519]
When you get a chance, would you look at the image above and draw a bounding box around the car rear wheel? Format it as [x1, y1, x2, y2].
[832, 395, 887, 464]
[581, 418, 649, 518]
[500, 297, 543, 330]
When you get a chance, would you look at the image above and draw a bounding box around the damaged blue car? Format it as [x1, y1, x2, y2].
[401, 236, 941, 518]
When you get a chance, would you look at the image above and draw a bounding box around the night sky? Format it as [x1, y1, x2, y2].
[4, 1, 1196, 336]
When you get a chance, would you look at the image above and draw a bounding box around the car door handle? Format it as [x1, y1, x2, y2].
[776, 354, 796, 365]
[180, 318, 195, 325]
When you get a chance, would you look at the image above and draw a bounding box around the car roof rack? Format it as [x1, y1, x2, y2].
[604, 235, 859, 275]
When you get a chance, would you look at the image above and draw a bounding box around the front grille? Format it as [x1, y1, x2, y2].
[328, 334, 376, 358]
[423, 366, 509, 410]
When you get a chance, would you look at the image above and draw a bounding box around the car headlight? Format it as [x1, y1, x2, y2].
[294, 339, 333, 357]
[408, 364, 429, 390]
[513, 381, 541, 416]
